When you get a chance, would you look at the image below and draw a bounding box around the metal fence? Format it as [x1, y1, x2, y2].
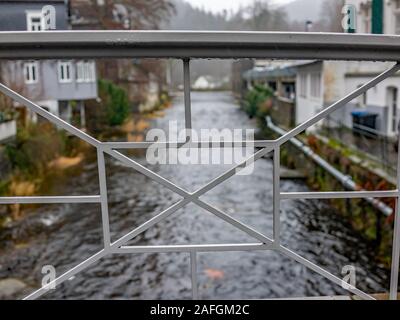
[322, 115, 397, 176]
[0, 31, 399, 300]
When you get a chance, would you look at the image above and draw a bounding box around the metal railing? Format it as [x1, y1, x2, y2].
[321, 115, 397, 175]
[0, 31, 399, 300]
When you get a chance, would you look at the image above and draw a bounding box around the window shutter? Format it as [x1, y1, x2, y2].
[372, 0, 383, 34]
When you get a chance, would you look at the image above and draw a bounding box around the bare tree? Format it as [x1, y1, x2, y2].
[318, 0, 344, 32]
[71, 0, 175, 29]
[245, 0, 289, 31]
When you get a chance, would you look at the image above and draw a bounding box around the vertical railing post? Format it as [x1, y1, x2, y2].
[97, 146, 111, 249]
[183, 58, 192, 140]
[190, 251, 199, 300]
[273, 146, 281, 245]
[389, 127, 400, 300]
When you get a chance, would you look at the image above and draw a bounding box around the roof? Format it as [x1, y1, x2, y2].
[288, 60, 320, 68]
[244, 65, 296, 80]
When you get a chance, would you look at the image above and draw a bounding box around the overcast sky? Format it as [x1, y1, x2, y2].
[184, 0, 295, 14]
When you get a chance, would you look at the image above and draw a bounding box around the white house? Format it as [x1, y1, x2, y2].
[0, 0, 98, 128]
[294, 0, 400, 137]
[347, 0, 400, 34]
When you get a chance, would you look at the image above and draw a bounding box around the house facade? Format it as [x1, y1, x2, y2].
[0, 0, 97, 127]
[243, 61, 297, 128]
[294, 0, 400, 136]
[70, 0, 162, 113]
[347, 0, 400, 34]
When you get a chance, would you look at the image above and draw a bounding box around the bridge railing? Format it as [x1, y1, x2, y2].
[0, 31, 399, 300]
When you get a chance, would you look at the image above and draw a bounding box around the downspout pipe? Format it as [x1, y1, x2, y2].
[266, 116, 393, 216]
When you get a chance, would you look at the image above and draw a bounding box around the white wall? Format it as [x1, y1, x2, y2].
[38, 100, 59, 117]
[295, 62, 324, 129]
[344, 75, 400, 135]
[0, 120, 16, 142]
[345, 0, 399, 34]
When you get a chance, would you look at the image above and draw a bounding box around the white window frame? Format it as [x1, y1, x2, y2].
[89, 62, 96, 82]
[76, 61, 85, 83]
[76, 61, 96, 83]
[360, 4, 372, 33]
[393, 0, 400, 34]
[23, 61, 39, 84]
[26, 11, 44, 31]
[310, 72, 321, 99]
[58, 61, 73, 83]
[387, 86, 398, 133]
[357, 84, 367, 107]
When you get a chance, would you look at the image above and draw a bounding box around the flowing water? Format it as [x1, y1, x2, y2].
[0, 92, 390, 299]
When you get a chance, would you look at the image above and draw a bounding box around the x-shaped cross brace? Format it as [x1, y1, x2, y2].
[103, 145, 275, 249]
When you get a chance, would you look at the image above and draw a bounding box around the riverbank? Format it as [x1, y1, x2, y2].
[252, 114, 395, 267]
[0, 91, 172, 232]
[239, 83, 397, 266]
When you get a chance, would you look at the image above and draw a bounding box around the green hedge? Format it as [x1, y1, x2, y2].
[5, 123, 66, 176]
[98, 79, 130, 126]
[243, 84, 273, 119]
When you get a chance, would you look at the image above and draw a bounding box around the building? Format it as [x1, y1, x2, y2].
[243, 61, 297, 128]
[0, 0, 98, 127]
[231, 60, 254, 99]
[242, 0, 400, 136]
[295, 59, 399, 136]
[295, 0, 400, 136]
[70, 0, 163, 113]
[347, 0, 400, 34]
[295, 59, 400, 135]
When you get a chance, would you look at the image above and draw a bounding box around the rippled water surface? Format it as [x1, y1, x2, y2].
[0, 92, 390, 299]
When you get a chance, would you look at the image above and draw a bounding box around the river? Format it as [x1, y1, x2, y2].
[0, 91, 390, 299]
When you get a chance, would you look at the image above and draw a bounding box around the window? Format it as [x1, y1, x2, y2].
[23, 61, 38, 84]
[26, 11, 43, 31]
[76, 61, 96, 83]
[360, 3, 371, 33]
[394, 0, 400, 34]
[357, 84, 367, 107]
[58, 61, 72, 83]
[310, 73, 321, 98]
[89, 62, 96, 82]
[76, 61, 84, 82]
[387, 87, 398, 132]
[393, 90, 398, 132]
[299, 74, 307, 98]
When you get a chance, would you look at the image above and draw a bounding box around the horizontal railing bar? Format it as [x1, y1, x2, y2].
[117, 243, 272, 253]
[0, 196, 101, 204]
[281, 190, 399, 200]
[2, 31, 400, 61]
[103, 141, 275, 149]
